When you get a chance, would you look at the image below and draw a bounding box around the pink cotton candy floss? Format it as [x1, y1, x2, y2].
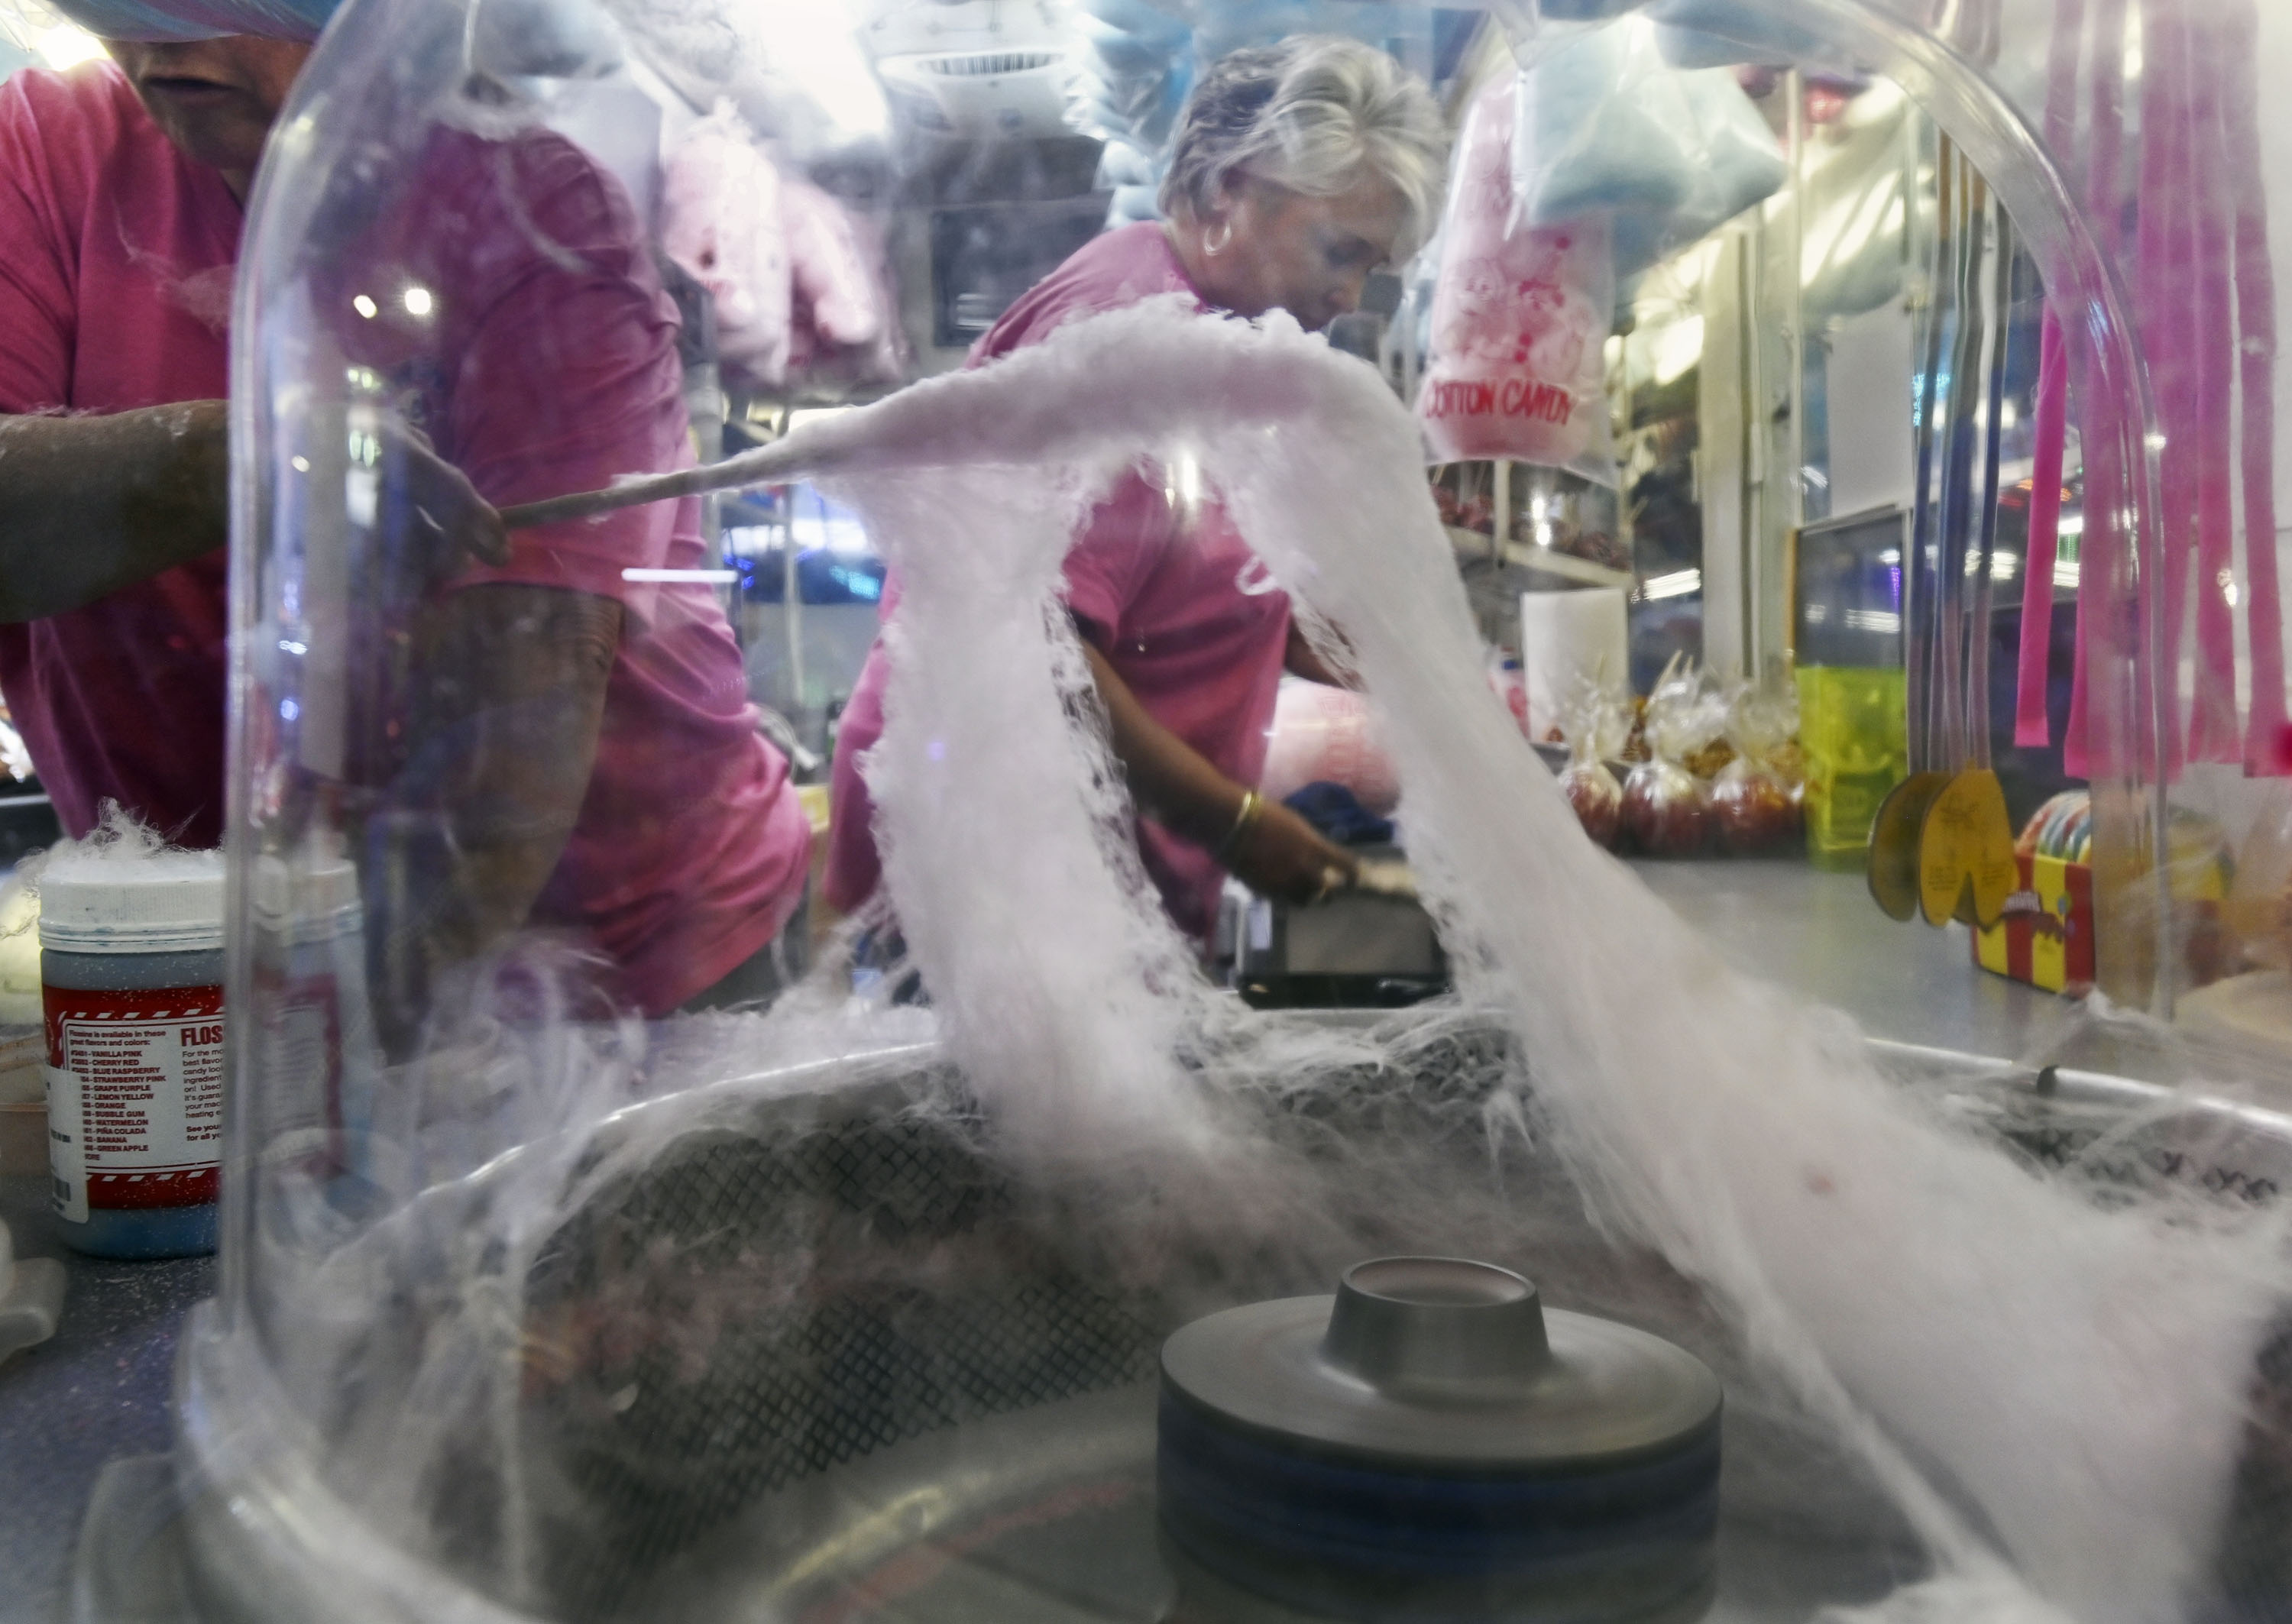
[661, 111, 795, 385]
[1417, 74, 1614, 480]
[766, 297, 2290, 1624]
[273, 296, 2290, 1624]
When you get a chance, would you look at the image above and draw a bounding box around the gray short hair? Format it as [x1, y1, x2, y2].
[1159, 37, 1448, 254]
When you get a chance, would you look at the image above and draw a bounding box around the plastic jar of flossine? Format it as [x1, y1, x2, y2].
[40, 853, 225, 1259]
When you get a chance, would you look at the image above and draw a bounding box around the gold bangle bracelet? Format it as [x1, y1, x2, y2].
[1214, 789, 1262, 860]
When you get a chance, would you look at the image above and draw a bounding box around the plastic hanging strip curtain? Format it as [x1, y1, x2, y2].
[2045, 0, 2284, 776]
[1912, 147, 2014, 778]
[2012, 0, 2080, 752]
[1909, 143, 1998, 778]
[2015, 312, 2068, 748]
[2223, 0, 2288, 774]
[1906, 134, 1954, 778]
[2059, 0, 2131, 781]
[1970, 206, 2015, 775]
[1937, 157, 1989, 771]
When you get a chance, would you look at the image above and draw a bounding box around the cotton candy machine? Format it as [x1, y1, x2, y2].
[30, 0, 2267, 1616]
[108, 1017, 2287, 1624]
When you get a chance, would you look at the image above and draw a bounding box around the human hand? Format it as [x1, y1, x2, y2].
[1223, 797, 1361, 906]
[374, 419, 510, 574]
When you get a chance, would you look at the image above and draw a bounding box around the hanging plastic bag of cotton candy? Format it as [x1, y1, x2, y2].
[661, 110, 795, 387]
[1258, 681, 1400, 815]
[1507, 15, 1786, 282]
[661, 112, 901, 392]
[777, 296, 2291, 1624]
[1417, 72, 1617, 480]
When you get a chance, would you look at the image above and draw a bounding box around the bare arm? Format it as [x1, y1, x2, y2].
[0, 403, 507, 624]
[416, 583, 620, 955]
[1283, 619, 1357, 688]
[370, 584, 621, 1048]
[1079, 636, 1356, 906]
[0, 403, 231, 622]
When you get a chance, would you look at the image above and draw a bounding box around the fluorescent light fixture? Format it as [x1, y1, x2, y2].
[1641, 569, 1702, 601]
[622, 568, 739, 584]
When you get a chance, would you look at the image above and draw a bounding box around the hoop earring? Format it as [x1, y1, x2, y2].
[1203, 220, 1233, 257]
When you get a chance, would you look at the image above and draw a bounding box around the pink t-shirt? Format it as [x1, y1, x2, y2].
[824, 222, 1292, 940]
[0, 63, 810, 1014]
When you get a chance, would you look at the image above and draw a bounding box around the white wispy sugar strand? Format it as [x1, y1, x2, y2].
[824, 297, 2290, 1624]
[251, 299, 2287, 1623]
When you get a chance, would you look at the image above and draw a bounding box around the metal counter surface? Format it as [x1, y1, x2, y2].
[1628, 859, 2193, 1086]
[0, 1174, 210, 1624]
[1628, 857, 2062, 1061]
[0, 858, 2090, 1623]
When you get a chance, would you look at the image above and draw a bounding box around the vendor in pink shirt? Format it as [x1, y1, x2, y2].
[826, 37, 1445, 943]
[0, 34, 812, 1022]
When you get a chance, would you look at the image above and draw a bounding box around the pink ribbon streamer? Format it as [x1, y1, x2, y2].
[2224, 0, 2289, 773]
[2016, 0, 2080, 752]
[2063, 0, 2127, 778]
[2135, 0, 2196, 780]
[2069, 0, 2287, 782]
[2185, 0, 2244, 763]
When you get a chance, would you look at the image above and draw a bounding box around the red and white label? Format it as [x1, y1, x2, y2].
[1416, 76, 1611, 472]
[44, 984, 224, 1221]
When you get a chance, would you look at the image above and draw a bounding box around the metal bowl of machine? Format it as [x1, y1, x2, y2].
[134, 1015, 2292, 1624]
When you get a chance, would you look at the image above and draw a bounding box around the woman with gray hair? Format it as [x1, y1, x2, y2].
[1160, 35, 1447, 331]
[827, 36, 1447, 944]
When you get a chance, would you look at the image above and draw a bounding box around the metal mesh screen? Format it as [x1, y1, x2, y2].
[478, 1033, 2292, 1621]
[521, 1100, 1166, 1616]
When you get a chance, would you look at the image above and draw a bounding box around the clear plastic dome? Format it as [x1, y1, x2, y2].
[139, 0, 2292, 1619]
